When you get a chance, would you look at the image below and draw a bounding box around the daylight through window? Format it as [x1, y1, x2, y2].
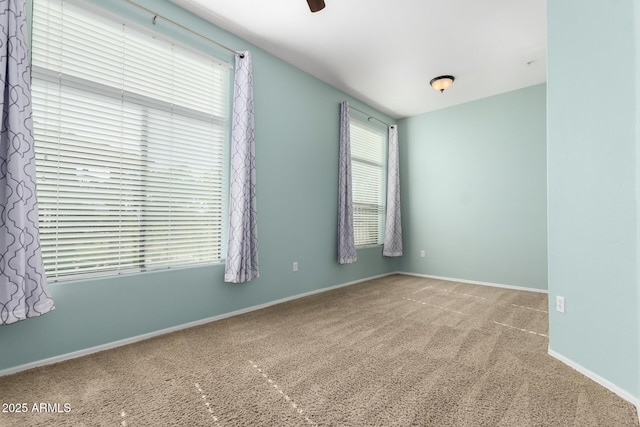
[350, 118, 387, 246]
[31, 0, 230, 280]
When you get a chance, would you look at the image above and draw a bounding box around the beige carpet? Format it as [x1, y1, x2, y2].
[0, 274, 637, 426]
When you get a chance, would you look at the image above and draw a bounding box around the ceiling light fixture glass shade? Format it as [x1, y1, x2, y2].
[307, 0, 326, 12]
[430, 75, 455, 93]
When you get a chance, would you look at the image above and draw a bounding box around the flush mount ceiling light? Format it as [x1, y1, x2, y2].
[307, 0, 326, 12]
[430, 75, 455, 93]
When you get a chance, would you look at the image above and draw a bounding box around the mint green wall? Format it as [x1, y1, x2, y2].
[0, 0, 398, 372]
[547, 0, 638, 398]
[397, 84, 547, 290]
[637, 0, 640, 407]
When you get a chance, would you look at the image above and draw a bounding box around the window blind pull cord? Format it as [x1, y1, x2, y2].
[124, 0, 245, 58]
[349, 105, 394, 128]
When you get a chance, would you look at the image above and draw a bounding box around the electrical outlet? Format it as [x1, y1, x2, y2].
[420, 250, 426, 258]
[556, 296, 565, 314]
[292, 261, 298, 272]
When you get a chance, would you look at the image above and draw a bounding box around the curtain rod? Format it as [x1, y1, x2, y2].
[123, 0, 244, 58]
[349, 105, 394, 128]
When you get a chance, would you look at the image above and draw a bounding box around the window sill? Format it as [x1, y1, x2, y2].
[356, 244, 383, 250]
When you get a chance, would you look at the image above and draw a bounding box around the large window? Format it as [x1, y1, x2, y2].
[350, 118, 387, 246]
[31, 0, 230, 280]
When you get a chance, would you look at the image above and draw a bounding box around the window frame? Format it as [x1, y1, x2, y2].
[349, 114, 388, 248]
[30, 0, 233, 282]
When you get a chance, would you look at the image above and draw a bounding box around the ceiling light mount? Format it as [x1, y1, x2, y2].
[430, 75, 455, 93]
[307, 0, 326, 13]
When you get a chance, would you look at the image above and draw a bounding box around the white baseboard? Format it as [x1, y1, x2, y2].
[397, 271, 548, 294]
[0, 272, 394, 378]
[548, 348, 638, 407]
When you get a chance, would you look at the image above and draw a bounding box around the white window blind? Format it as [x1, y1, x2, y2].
[350, 118, 386, 246]
[31, 0, 230, 280]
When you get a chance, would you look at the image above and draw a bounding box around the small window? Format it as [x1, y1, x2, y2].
[350, 118, 387, 246]
[31, 0, 230, 280]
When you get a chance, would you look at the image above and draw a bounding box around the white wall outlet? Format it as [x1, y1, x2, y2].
[556, 296, 565, 314]
[420, 250, 426, 258]
[292, 261, 298, 272]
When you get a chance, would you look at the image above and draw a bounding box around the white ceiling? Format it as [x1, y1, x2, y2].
[170, 0, 547, 119]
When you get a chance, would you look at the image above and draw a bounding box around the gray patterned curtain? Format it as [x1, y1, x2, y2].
[0, 0, 54, 324]
[337, 101, 356, 264]
[224, 51, 259, 283]
[383, 125, 403, 256]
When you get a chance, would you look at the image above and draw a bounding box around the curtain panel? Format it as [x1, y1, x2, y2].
[224, 51, 259, 283]
[0, 0, 54, 324]
[383, 125, 403, 256]
[337, 101, 357, 264]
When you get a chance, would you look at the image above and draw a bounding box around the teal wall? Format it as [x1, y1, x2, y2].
[0, 0, 398, 372]
[397, 84, 548, 290]
[547, 0, 638, 398]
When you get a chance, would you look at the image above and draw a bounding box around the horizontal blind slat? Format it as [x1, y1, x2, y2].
[350, 118, 387, 246]
[32, 0, 229, 281]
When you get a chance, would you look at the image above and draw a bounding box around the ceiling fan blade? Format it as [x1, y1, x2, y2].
[307, 0, 325, 13]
